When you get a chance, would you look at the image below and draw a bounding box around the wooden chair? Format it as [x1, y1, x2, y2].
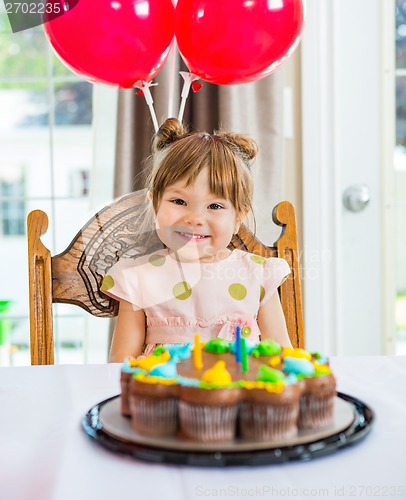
[27, 192, 304, 365]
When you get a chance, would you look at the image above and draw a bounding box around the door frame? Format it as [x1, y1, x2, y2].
[300, 0, 396, 354]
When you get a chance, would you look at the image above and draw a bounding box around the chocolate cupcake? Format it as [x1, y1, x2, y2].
[298, 371, 336, 429]
[120, 359, 145, 416]
[178, 361, 241, 442]
[239, 365, 301, 441]
[282, 354, 336, 430]
[128, 360, 179, 437]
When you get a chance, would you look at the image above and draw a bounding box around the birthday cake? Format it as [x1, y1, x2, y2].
[120, 338, 336, 442]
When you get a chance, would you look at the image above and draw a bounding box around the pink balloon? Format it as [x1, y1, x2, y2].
[176, 0, 304, 85]
[44, 0, 175, 88]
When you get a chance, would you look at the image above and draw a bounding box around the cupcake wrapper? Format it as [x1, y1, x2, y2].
[299, 395, 335, 429]
[120, 381, 131, 417]
[239, 402, 299, 441]
[129, 396, 178, 436]
[179, 401, 238, 442]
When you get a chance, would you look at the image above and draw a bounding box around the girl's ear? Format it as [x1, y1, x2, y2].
[147, 190, 153, 201]
[234, 218, 242, 235]
[234, 210, 249, 234]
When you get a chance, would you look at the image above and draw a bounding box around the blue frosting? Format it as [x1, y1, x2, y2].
[317, 355, 328, 365]
[283, 357, 315, 376]
[149, 361, 178, 379]
[284, 373, 299, 385]
[121, 359, 145, 375]
[176, 376, 201, 387]
[230, 339, 256, 355]
[163, 343, 192, 360]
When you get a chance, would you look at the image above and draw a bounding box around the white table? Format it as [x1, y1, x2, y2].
[1, 357, 405, 500]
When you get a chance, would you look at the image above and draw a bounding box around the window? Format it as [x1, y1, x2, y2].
[0, 166, 25, 236]
[0, 11, 113, 365]
[395, 0, 406, 354]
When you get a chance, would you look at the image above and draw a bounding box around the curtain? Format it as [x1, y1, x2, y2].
[110, 54, 285, 352]
[114, 54, 284, 246]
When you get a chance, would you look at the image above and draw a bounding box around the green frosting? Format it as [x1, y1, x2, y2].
[199, 380, 240, 390]
[153, 346, 166, 356]
[251, 340, 281, 357]
[256, 365, 285, 383]
[311, 351, 321, 359]
[203, 338, 230, 353]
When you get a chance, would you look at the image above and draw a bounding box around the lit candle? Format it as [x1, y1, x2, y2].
[193, 333, 203, 370]
[241, 338, 249, 373]
[235, 324, 242, 363]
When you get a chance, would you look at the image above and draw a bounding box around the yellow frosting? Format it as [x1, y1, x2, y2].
[268, 356, 282, 367]
[242, 380, 285, 394]
[133, 351, 170, 371]
[282, 347, 311, 360]
[313, 363, 332, 375]
[133, 373, 177, 385]
[201, 361, 232, 385]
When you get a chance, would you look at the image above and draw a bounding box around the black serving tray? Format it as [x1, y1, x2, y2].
[82, 392, 374, 467]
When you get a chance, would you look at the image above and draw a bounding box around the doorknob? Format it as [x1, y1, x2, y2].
[343, 184, 370, 212]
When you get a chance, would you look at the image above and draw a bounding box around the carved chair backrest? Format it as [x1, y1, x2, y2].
[27, 192, 304, 365]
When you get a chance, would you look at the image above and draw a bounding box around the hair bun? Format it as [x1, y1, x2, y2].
[152, 118, 188, 152]
[215, 131, 258, 162]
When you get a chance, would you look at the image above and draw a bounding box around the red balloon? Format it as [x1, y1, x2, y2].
[44, 0, 175, 88]
[176, 0, 304, 85]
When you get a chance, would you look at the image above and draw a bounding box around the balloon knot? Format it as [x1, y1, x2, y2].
[191, 81, 203, 93]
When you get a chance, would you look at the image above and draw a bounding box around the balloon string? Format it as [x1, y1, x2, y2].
[178, 72, 200, 123]
[177, 83, 190, 123]
[134, 80, 159, 132]
[167, 40, 177, 118]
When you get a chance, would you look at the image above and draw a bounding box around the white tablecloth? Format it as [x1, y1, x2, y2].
[0, 357, 405, 500]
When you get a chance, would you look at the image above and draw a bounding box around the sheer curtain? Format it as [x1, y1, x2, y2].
[114, 55, 284, 246]
[110, 55, 285, 349]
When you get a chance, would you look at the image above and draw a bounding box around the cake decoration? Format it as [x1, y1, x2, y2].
[133, 373, 177, 385]
[241, 338, 249, 373]
[133, 350, 170, 371]
[256, 365, 285, 383]
[283, 357, 315, 377]
[149, 360, 178, 379]
[201, 360, 232, 386]
[268, 356, 282, 367]
[162, 343, 192, 360]
[120, 339, 336, 442]
[230, 339, 256, 355]
[203, 338, 230, 353]
[193, 334, 203, 369]
[251, 339, 282, 357]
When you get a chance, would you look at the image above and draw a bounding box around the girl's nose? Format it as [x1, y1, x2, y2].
[184, 208, 204, 226]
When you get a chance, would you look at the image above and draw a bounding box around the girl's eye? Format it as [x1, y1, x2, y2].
[171, 198, 186, 206]
[208, 203, 223, 210]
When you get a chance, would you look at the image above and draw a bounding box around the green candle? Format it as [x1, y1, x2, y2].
[241, 338, 249, 373]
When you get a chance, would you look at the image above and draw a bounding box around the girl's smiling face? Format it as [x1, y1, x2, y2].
[154, 167, 240, 262]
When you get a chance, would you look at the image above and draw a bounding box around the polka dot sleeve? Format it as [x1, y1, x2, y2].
[100, 259, 142, 308]
[260, 257, 291, 305]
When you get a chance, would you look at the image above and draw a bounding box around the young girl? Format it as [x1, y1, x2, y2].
[103, 118, 292, 362]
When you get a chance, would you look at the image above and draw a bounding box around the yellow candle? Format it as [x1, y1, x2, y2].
[193, 333, 203, 370]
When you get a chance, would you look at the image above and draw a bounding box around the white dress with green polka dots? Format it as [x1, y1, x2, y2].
[101, 249, 290, 349]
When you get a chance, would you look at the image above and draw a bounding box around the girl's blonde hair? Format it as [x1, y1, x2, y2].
[147, 118, 258, 221]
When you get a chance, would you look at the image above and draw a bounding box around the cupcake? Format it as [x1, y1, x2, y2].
[239, 365, 301, 441]
[120, 359, 145, 416]
[178, 361, 241, 442]
[128, 357, 179, 437]
[282, 351, 336, 429]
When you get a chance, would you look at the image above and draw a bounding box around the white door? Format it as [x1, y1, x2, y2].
[301, 0, 395, 355]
